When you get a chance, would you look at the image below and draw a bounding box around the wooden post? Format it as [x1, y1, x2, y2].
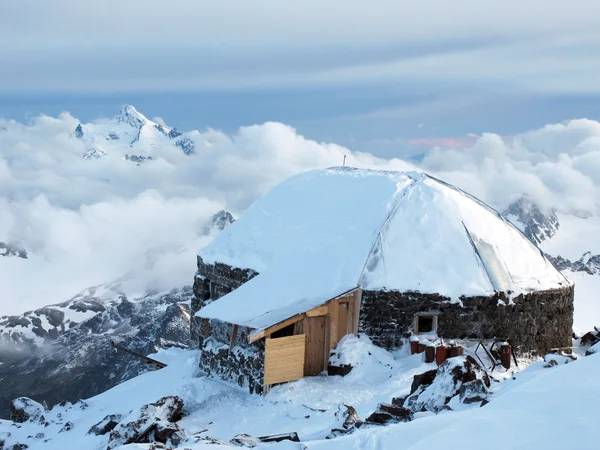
[328, 299, 339, 351]
[352, 289, 362, 335]
[229, 325, 239, 351]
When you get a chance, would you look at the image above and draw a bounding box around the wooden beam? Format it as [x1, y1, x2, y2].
[352, 289, 362, 335]
[229, 325, 239, 350]
[248, 313, 305, 343]
[328, 299, 339, 351]
[306, 304, 328, 317]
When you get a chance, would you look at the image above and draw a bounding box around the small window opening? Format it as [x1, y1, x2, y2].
[416, 315, 435, 333]
[271, 323, 296, 339]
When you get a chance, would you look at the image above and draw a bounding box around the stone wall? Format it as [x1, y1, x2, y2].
[192, 257, 264, 393]
[360, 285, 574, 355]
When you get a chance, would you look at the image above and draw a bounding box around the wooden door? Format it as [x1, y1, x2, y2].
[337, 301, 349, 342]
[304, 316, 327, 376]
[264, 334, 306, 386]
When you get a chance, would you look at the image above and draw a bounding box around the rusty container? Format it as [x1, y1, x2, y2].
[410, 337, 419, 355]
[500, 343, 511, 369]
[417, 343, 426, 354]
[457, 346, 464, 356]
[449, 345, 461, 358]
[424, 345, 436, 363]
[436, 345, 448, 366]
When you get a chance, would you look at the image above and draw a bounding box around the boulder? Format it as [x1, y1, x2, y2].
[366, 403, 413, 425]
[10, 398, 45, 424]
[87, 414, 122, 436]
[107, 396, 184, 448]
[230, 433, 260, 447]
[458, 379, 490, 404]
[580, 330, 599, 347]
[409, 369, 437, 394]
[58, 421, 73, 433]
[404, 356, 490, 413]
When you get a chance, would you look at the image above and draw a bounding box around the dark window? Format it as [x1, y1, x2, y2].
[271, 323, 296, 339]
[417, 315, 434, 333]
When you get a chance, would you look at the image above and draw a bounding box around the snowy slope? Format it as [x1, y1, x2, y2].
[0, 338, 597, 450]
[198, 168, 567, 332]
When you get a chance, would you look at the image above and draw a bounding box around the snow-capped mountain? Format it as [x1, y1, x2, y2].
[502, 195, 560, 245]
[0, 210, 234, 420]
[74, 105, 197, 161]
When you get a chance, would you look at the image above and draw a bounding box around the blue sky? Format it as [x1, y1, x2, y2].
[1, 0, 600, 157]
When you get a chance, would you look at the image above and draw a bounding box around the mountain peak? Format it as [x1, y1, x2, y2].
[115, 105, 150, 129]
[503, 194, 559, 245]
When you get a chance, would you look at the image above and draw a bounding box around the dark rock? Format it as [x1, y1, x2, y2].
[580, 331, 600, 347]
[10, 444, 29, 450]
[230, 433, 259, 447]
[503, 195, 559, 245]
[10, 398, 44, 424]
[404, 356, 491, 413]
[410, 369, 438, 394]
[74, 124, 84, 138]
[365, 412, 396, 425]
[458, 379, 490, 404]
[58, 422, 73, 433]
[175, 137, 195, 155]
[87, 414, 122, 435]
[107, 396, 184, 448]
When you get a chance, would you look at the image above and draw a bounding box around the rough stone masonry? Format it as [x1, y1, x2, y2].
[360, 285, 574, 354]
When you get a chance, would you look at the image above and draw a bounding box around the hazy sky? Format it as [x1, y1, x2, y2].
[2, 0, 600, 153]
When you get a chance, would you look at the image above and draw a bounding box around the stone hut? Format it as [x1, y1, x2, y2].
[191, 167, 573, 394]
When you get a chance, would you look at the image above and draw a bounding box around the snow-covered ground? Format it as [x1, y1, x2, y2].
[1, 336, 597, 450]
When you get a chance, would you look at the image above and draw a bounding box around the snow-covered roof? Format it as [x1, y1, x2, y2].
[196, 167, 570, 333]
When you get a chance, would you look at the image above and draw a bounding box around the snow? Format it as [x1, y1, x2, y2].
[197, 168, 568, 332]
[540, 213, 600, 260]
[2, 338, 599, 450]
[565, 270, 600, 333]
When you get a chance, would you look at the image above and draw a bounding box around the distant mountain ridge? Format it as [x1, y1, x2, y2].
[73, 105, 197, 161]
[503, 196, 599, 277]
[0, 210, 235, 419]
[502, 195, 560, 245]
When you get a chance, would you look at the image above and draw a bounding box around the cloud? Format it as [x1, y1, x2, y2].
[2, 108, 600, 315]
[1, 1, 600, 93]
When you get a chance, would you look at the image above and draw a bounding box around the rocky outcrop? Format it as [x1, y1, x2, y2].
[546, 252, 600, 276]
[403, 356, 491, 413]
[10, 398, 45, 424]
[107, 396, 184, 449]
[503, 195, 559, 245]
[0, 287, 193, 420]
[360, 285, 574, 355]
[88, 414, 123, 436]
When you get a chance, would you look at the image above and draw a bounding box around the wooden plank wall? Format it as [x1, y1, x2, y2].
[327, 289, 362, 357]
[264, 334, 306, 385]
[304, 316, 327, 376]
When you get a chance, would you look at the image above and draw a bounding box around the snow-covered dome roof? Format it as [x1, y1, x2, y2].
[197, 167, 570, 331]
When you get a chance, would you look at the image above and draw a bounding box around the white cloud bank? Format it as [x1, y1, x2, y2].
[1, 109, 600, 315]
